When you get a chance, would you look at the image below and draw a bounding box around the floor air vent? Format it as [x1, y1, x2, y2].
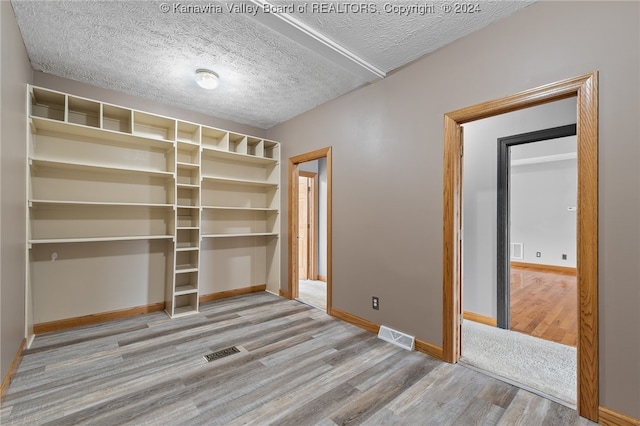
[378, 326, 415, 351]
[204, 346, 240, 362]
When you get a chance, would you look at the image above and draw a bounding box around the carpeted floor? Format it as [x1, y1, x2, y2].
[460, 320, 576, 408]
[297, 279, 327, 310]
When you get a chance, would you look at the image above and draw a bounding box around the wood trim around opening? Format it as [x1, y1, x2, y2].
[442, 72, 598, 421]
[288, 147, 332, 315]
[0, 338, 26, 403]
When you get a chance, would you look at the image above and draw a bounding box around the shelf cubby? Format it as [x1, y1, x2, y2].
[176, 142, 200, 166]
[264, 140, 279, 160]
[201, 180, 278, 210]
[29, 204, 172, 241]
[175, 272, 199, 294]
[172, 293, 199, 317]
[102, 104, 132, 133]
[176, 228, 200, 251]
[201, 209, 277, 236]
[229, 133, 248, 155]
[177, 207, 200, 228]
[177, 121, 200, 145]
[201, 155, 277, 184]
[30, 87, 65, 122]
[177, 187, 200, 207]
[175, 250, 199, 273]
[67, 96, 100, 128]
[201, 127, 228, 151]
[30, 165, 173, 205]
[133, 111, 175, 141]
[247, 137, 264, 157]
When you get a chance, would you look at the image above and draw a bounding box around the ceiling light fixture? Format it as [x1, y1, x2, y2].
[195, 69, 219, 90]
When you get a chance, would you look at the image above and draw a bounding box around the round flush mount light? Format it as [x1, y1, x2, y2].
[195, 69, 219, 90]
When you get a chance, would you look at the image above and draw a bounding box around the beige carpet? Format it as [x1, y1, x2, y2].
[459, 320, 576, 408]
[297, 279, 326, 310]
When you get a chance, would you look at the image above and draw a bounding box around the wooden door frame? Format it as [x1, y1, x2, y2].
[288, 147, 332, 313]
[497, 124, 577, 329]
[442, 72, 598, 420]
[298, 171, 318, 280]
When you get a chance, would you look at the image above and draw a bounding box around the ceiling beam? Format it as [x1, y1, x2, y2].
[248, 0, 386, 82]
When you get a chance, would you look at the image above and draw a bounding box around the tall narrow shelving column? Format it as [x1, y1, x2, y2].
[167, 121, 202, 317]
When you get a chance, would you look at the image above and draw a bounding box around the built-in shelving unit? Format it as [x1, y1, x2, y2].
[27, 85, 280, 325]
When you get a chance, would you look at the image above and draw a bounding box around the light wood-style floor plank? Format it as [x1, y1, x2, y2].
[1, 292, 593, 425]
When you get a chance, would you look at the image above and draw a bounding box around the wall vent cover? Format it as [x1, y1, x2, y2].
[378, 326, 415, 351]
[510, 243, 524, 260]
[204, 346, 240, 362]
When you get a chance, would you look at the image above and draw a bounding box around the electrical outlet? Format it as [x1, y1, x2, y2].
[536, 252, 541, 258]
[372, 296, 379, 310]
[562, 254, 567, 260]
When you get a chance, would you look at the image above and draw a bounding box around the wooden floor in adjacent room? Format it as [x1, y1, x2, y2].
[1, 292, 593, 425]
[510, 266, 578, 346]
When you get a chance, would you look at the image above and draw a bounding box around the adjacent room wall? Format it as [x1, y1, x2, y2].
[1, 1, 32, 383]
[267, 1, 640, 418]
[511, 137, 577, 267]
[298, 159, 328, 280]
[462, 100, 576, 318]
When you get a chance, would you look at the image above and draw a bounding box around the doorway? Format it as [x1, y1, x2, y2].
[497, 124, 578, 342]
[287, 147, 332, 314]
[442, 73, 598, 421]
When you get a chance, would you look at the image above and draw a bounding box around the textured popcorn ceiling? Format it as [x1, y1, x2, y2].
[11, 1, 534, 129]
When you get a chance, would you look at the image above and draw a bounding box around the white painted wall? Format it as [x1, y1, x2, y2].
[511, 137, 577, 267]
[462, 98, 576, 318]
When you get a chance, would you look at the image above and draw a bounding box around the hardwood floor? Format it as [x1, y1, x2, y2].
[511, 266, 578, 346]
[1, 292, 593, 425]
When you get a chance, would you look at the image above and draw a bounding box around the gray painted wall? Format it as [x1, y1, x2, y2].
[1, 1, 32, 382]
[268, 2, 640, 418]
[462, 100, 576, 318]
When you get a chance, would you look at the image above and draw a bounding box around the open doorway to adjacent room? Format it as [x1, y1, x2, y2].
[442, 73, 599, 421]
[288, 147, 332, 314]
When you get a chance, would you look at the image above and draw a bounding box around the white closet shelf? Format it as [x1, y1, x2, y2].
[201, 146, 277, 164]
[30, 116, 174, 151]
[176, 226, 199, 230]
[29, 235, 173, 244]
[30, 158, 174, 178]
[201, 232, 279, 238]
[29, 200, 173, 208]
[176, 183, 199, 189]
[175, 265, 198, 273]
[176, 161, 199, 169]
[174, 285, 198, 295]
[201, 206, 278, 212]
[201, 175, 278, 187]
[176, 247, 199, 252]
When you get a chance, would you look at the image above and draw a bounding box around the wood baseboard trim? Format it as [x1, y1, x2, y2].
[1, 338, 27, 403]
[464, 311, 498, 327]
[510, 261, 577, 276]
[599, 407, 640, 426]
[330, 307, 380, 334]
[279, 288, 291, 299]
[199, 284, 266, 304]
[414, 338, 444, 360]
[330, 307, 444, 361]
[34, 303, 166, 335]
[317, 275, 327, 282]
